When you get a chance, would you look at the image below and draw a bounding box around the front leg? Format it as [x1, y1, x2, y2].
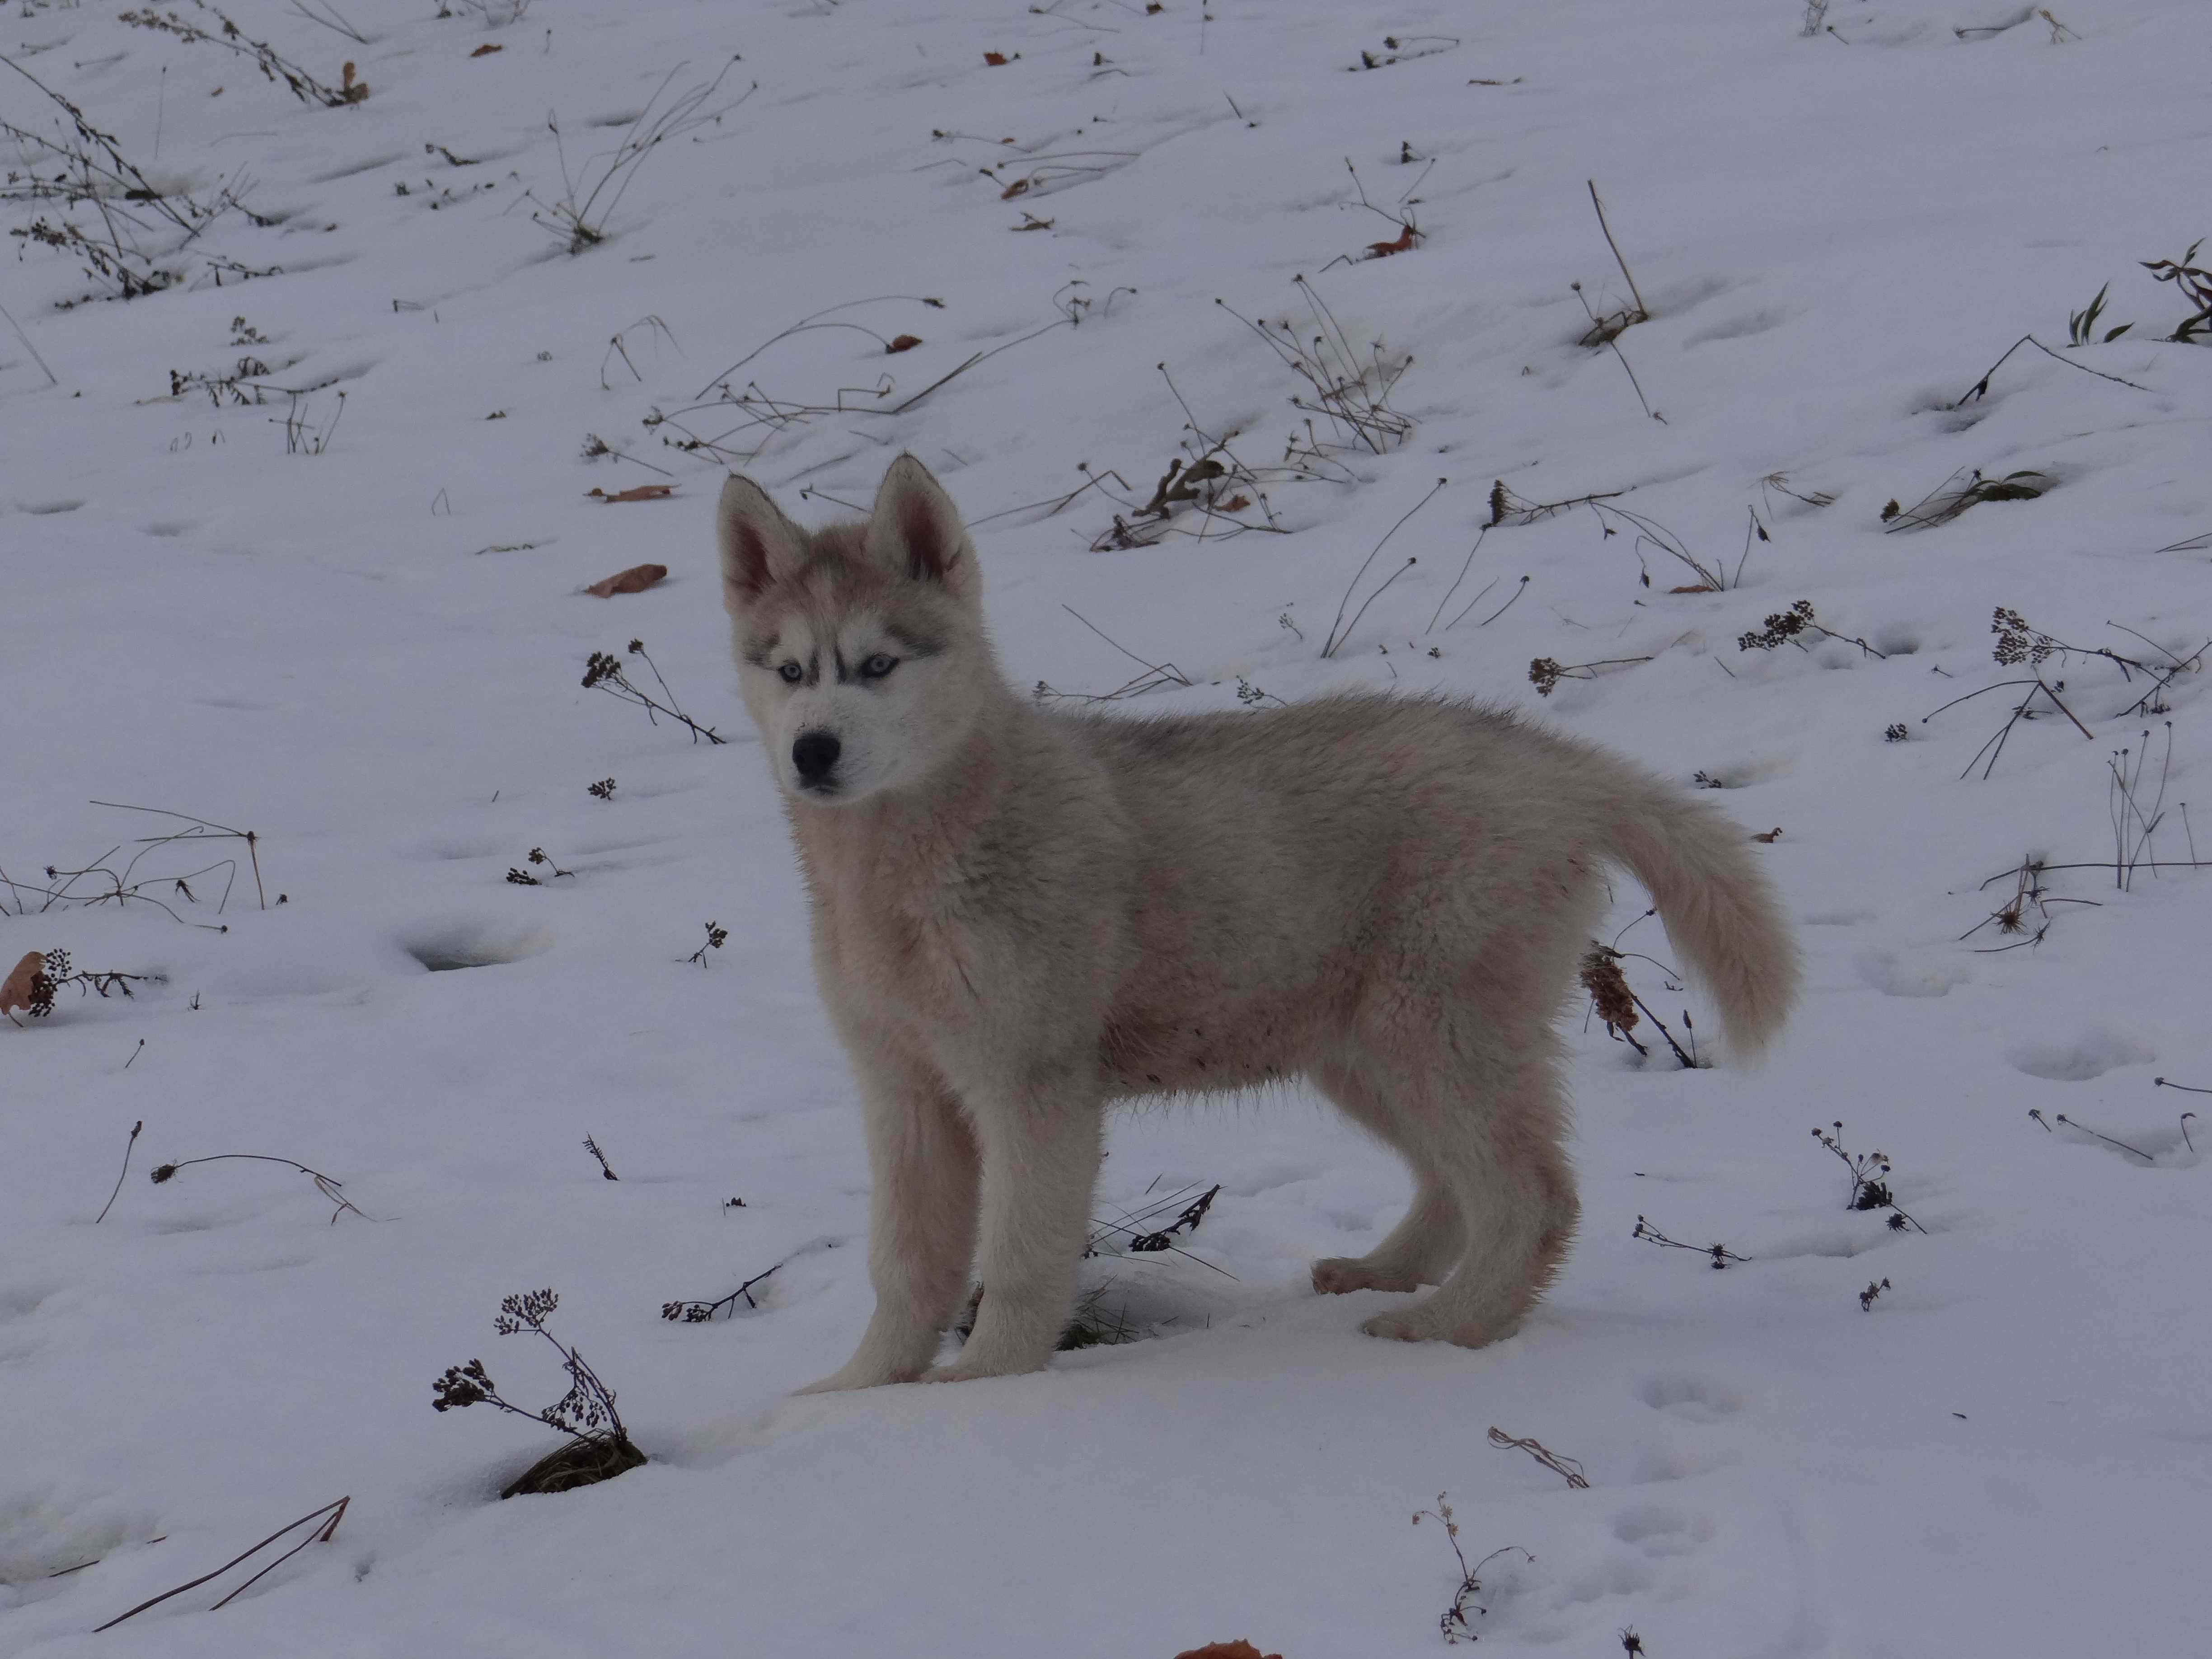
[924, 1074, 1103, 1383]
[797, 1042, 979, 1393]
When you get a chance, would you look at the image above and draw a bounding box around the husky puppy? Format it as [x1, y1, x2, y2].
[717, 456, 1796, 1388]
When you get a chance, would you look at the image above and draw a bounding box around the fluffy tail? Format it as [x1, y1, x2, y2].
[1597, 777, 1799, 1058]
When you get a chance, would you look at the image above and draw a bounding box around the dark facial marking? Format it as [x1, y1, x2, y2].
[831, 644, 901, 685]
[884, 624, 945, 660]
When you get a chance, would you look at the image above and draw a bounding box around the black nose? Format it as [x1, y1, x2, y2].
[792, 731, 841, 784]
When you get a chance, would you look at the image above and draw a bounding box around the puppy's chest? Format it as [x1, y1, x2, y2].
[811, 870, 989, 1019]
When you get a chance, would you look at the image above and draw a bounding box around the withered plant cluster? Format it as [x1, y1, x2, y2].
[432, 1289, 644, 1497]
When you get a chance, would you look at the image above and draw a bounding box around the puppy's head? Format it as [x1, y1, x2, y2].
[717, 455, 991, 806]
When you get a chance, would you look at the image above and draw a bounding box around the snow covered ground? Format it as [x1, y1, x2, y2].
[4, 0, 2209, 1652]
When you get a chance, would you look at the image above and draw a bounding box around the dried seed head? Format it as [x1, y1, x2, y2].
[1579, 947, 1638, 1034]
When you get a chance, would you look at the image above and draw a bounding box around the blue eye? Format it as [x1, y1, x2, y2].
[861, 654, 898, 680]
[778, 662, 803, 684]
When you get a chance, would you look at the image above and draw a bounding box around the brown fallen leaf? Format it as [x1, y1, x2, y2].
[1367, 225, 1417, 258]
[1013, 212, 1054, 232]
[984, 51, 1009, 65]
[1752, 827, 1783, 843]
[1, 952, 45, 1019]
[886, 334, 923, 354]
[1219, 494, 1251, 512]
[587, 485, 675, 503]
[342, 61, 369, 103]
[471, 42, 502, 57]
[1880, 499, 1901, 522]
[1174, 1644, 1281, 1659]
[1669, 584, 1713, 594]
[586, 563, 669, 597]
[1000, 176, 1030, 199]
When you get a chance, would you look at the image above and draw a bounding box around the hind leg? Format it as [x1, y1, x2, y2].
[1348, 1040, 1580, 1349]
[1309, 1059, 1464, 1293]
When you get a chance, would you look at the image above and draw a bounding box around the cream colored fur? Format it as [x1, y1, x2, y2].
[716, 456, 1799, 1389]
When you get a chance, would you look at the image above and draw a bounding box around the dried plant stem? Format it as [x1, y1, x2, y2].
[1632, 1215, 1750, 1268]
[95, 1120, 144, 1223]
[1952, 333, 2148, 407]
[2053, 1112, 2154, 1162]
[581, 645, 726, 744]
[1059, 606, 1192, 689]
[0, 299, 58, 387]
[1467, 573, 1530, 630]
[1626, 991, 1694, 1067]
[1587, 180, 1648, 322]
[94, 1498, 348, 1631]
[1427, 527, 1490, 631]
[662, 1256, 791, 1322]
[90, 801, 266, 909]
[151, 1153, 370, 1223]
[1488, 1425, 1590, 1489]
[1322, 477, 1446, 657]
[1921, 679, 2094, 779]
[1605, 333, 1660, 421]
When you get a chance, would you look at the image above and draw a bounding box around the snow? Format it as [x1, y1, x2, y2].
[4, 0, 2209, 1652]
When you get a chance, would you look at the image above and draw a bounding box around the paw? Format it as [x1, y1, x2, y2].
[1359, 1306, 1439, 1344]
[792, 1358, 922, 1394]
[1360, 1304, 1515, 1350]
[919, 1354, 1042, 1384]
[1312, 1256, 1420, 1295]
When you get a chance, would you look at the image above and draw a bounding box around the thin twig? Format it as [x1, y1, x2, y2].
[94, 1498, 348, 1631]
[1587, 180, 1648, 322]
[150, 1153, 371, 1223]
[1465, 574, 1530, 630]
[1632, 1215, 1750, 1269]
[1952, 334, 2148, 407]
[90, 801, 265, 910]
[1922, 679, 2094, 779]
[1604, 333, 1659, 421]
[285, 0, 368, 42]
[691, 295, 945, 399]
[662, 1256, 790, 1321]
[0, 298, 59, 387]
[1426, 527, 1490, 632]
[1626, 990, 1694, 1067]
[1059, 606, 1192, 686]
[1487, 1425, 1590, 1489]
[2053, 1112, 2154, 1162]
[1322, 478, 1446, 657]
[95, 1120, 144, 1224]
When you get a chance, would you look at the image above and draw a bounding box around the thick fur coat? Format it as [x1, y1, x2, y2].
[717, 456, 1798, 1388]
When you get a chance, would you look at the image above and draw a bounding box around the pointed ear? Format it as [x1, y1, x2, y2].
[862, 455, 975, 594]
[717, 474, 806, 606]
